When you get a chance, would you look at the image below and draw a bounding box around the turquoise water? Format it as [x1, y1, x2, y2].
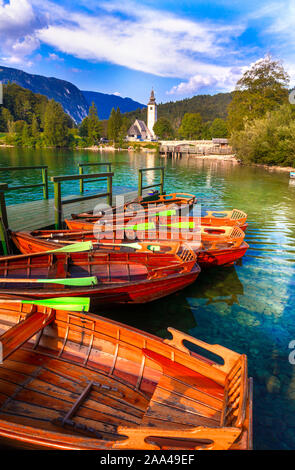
[1, 147, 295, 449]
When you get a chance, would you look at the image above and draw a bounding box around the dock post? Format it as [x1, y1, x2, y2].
[160, 168, 164, 195]
[0, 184, 10, 255]
[79, 166, 84, 194]
[42, 167, 49, 199]
[53, 181, 62, 229]
[107, 173, 113, 206]
[138, 170, 143, 197]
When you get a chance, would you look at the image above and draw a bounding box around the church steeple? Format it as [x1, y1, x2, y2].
[147, 89, 157, 139]
[148, 89, 156, 105]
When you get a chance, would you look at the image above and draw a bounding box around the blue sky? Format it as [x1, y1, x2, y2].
[1, 0, 295, 104]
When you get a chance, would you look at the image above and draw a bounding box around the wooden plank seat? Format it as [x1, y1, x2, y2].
[135, 347, 248, 450]
[141, 349, 224, 429]
[0, 348, 151, 442]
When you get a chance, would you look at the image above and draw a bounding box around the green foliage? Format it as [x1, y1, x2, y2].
[153, 117, 174, 139]
[87, 102, 102, 144]
[124, 92, 233, 131]
[230, 104, 295, 167]
[2, 82, 48, 128]
[108, 107, 123, 142]
[228, 56, 290, 132]
[179, 113, 203, 139]
[0, 107, 13, 132]
[209, 118, 228, 138]
[0, 83, 73, 148]
[43, 100, 70, 148]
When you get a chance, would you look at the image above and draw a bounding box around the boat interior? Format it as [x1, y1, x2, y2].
[0, 302, 251, 450]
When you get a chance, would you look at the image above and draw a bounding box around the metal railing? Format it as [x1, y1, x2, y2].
[78, 162, 112, 193]
[0, 166, 49, 199]
[138, 167, 164, 197]
[51, 172, 114, 229]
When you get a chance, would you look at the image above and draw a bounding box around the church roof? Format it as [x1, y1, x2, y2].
[127, 119, 153, 138]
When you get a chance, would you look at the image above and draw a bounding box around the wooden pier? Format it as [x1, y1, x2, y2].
[0, 164, 164, 254]
[159, 139, 233, 158]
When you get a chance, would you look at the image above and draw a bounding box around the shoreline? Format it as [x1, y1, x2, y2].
[1, 142, 294, 172]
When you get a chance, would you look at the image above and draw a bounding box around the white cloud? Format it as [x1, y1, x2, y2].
[113, 91, 121, 96]
[48, 52, 64, 61]
[34, 0, 245, 81]
[4, 0, 290, 96]
[0, 0, 40, 64]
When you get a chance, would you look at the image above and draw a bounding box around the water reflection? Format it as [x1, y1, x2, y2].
[1, 148, 295, 449]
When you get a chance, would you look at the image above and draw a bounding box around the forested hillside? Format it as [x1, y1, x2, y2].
[124, 92, 233, 127]
[0, 83, 74, 147]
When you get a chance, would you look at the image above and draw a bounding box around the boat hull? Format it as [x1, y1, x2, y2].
[11, 231, 248, 269]
[0, 267, 200, 306]
[0, 303, 252, 450]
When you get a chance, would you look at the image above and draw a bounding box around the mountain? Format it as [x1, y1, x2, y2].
[82, 91, 146, 120]
[0, 65, 88, 123]
[0, 65, 145, 123]
[124, 92, 233, 127]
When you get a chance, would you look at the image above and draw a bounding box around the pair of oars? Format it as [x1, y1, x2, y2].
[0, 240, 163, 301]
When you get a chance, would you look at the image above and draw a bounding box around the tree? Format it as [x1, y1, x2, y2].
[108, 107, 122, 142]
[0, 107, 13, 132]
[43, 100, 70, 147]
[153, 117, 174, 139]
[31, 114, 40, 147]
[87, 102, 101, 145]
[21, 122, 31, 146]
[228, 55, 290, 132]
[230, 104, 295, 167]
[178, 113, 203, 139]
[209, 118, 228, 138]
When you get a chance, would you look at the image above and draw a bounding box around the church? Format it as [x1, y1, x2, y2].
[126, 90, 158, 141]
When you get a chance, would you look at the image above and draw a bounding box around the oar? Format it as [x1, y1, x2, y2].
[0, 277, 98, 287]
[50, 239, 144, 251]
[47, 241, 94, 253]
[0, 297, 91, 312]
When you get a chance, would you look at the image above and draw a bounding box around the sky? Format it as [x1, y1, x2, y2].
[0, 0, 295, 104]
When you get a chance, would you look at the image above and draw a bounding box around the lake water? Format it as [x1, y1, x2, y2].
[1, 146, 295, 450]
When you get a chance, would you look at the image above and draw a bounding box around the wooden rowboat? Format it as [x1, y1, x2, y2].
[71, 192, 197, 220]
[11, 228, 248, 268]
[0, 299, 253, 450]
[72, 206, 248, 233]
[62, 219, 249, 267]
[0, 247, 200, 306]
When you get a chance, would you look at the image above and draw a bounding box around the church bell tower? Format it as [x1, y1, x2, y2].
[147, 89, 157, 139]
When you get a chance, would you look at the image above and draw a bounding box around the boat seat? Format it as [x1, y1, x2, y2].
[141, 349, 224, 429]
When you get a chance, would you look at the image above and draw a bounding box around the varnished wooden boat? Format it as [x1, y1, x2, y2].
[62, 219, 249, 267]
[0, 299, 253, 450]
[0, 247, 200, 306]
[71, 192, 197, 220]
[11, 228, 248, 268]
[10, 231, 184, 256]
[72, 205, 248, 233]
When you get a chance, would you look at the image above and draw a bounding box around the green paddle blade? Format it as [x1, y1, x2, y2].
[50, 241, 93, 253]
[131, 222, 155, 231]
[38, 277, 98, 287]
[161, 221, 195, 229]
[21, 297, 91, 312]
[156, 209, 177, 217]
[115, 222, 156, 231]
